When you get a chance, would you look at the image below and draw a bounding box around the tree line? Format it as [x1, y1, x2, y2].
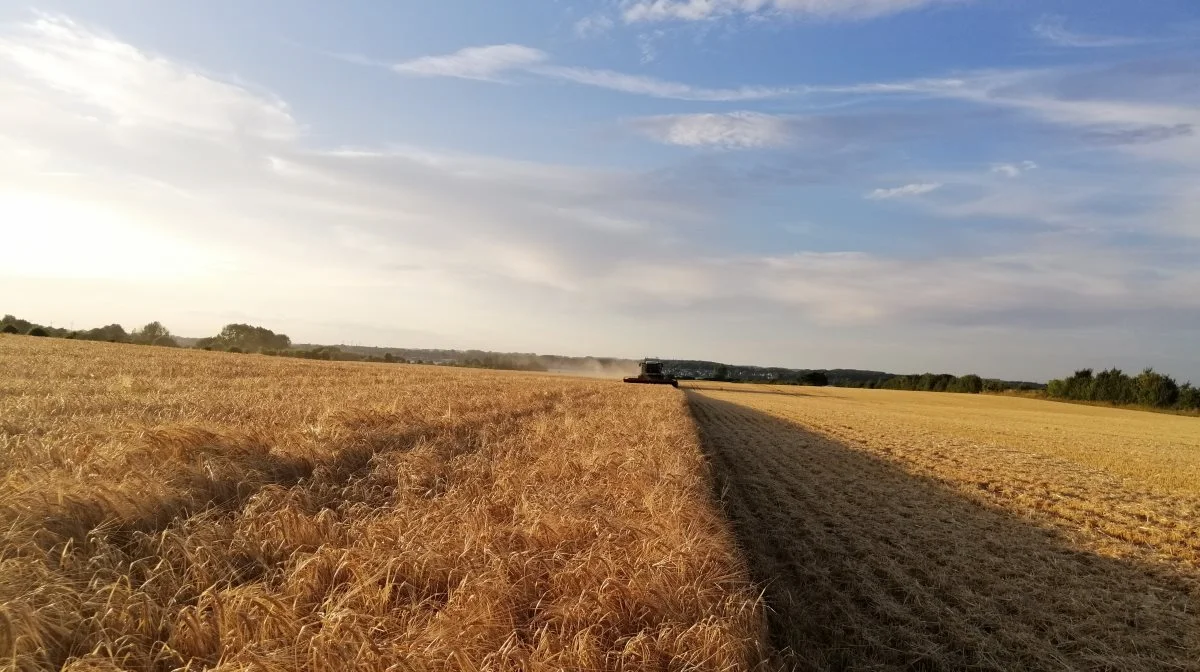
[677, 358, 1197, 414]
[1047, 368, 1200, 412]
[848, 373, 1043, 394]
[693, 364, 1039, 394]
[2, 315, 547, 371]
[2, 315, 179, 347]
[7, 314, 1197, 412]
[701, 365, 830, 386]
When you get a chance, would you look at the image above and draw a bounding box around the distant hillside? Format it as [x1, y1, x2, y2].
[292, 344, 639, 376]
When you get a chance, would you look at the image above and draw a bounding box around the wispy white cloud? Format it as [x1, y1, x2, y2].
[991, 160, 1038, 177]
[1084, 124, 1193, 146]
[1033, 15, 1144, 48]
[637, 30, 665, 64]
[388, 43, 793, 100]
[621, 0, 961, 23]
[866, 182, 942, 199]
[828, 67, 1200, 168]
[630, 112, 793, 148]
[574, 14, 615, 38]
[0, 13, 297, 139]
[530, 64, 794, 100]
[392, 44, 547, 81]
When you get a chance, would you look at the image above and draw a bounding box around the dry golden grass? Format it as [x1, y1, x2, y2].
[0, 336, 765, 671]
[686, 382, 1200, 670]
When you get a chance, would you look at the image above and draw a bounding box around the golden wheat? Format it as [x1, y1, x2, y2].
[0, 337, 765, 671]
[687, 382, 1200, 670]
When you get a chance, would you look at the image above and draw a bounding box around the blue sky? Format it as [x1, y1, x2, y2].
[2, 0, 1198, 381]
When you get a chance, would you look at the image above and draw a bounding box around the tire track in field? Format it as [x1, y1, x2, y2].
[689, 391, 1200, 672]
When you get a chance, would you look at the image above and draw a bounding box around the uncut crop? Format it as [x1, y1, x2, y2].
[0, 337, 765, 671]
[687, 383, 1200, 671]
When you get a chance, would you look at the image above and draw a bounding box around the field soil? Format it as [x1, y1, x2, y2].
[687, 383, 1200, 671]
[0, 337, 765, 671]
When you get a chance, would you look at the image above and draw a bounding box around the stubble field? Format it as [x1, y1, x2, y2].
[687, 382, 1200, 670]
[0, 337, 764, 671]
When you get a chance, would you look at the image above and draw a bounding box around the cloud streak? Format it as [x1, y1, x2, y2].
[392, 44, 547, 81]
[991, 161, 1038, 177]
[629, 112, 794, 148]
[574, 14, 615, 38]
[387, 46, 796, 101]
[866, 182, 942, 199]
[1033, 15, 1145, 48]
[531, 64, 795, 100]
[621, 0, 961, 23]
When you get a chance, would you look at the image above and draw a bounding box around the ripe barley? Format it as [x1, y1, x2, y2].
[0, 338, 767, 671]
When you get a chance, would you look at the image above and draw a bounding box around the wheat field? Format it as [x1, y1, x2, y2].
[687, 382, 1200, 671]
[7, 335, 1199, 672]
[0, 337, 765, 671]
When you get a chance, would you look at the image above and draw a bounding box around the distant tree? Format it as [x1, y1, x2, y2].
[27, 326, 49, 337]
[713, 364, 729, 381]
[1046, 366, 1195, 411]
[1092, 368, 1133, 404]
[132, 321, 172, 345]
[79, 324, 129, 343]
[799, 371, 829, 387]
[932, 374, 957, 392]
[1134, 368, 1179, 408]
[197, 323, 291, 352]
[916, 373, 935, 391]
[1, 324, 18, 334]
[956, 374, 984, 394]
[1178, 384, 1200, 411]
[152, 335, 180, 348]
[2, 315, 34, 333]
[1068, 369, 1095, 400]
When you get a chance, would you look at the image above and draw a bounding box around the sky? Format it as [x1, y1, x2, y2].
[1, 0, 1198, 381]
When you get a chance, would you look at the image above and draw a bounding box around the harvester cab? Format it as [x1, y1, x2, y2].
[623, 359, 679, 388]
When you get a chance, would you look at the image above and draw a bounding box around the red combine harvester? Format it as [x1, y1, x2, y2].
[623, 359, 679, 388]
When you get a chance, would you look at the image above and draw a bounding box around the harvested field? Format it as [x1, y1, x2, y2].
[0, 337, 765, 671]
[687, 383, 1200, 671]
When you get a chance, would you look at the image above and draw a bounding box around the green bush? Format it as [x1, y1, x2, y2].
[1, 324, 18, 335]
[1046, 366, 1191, 411]
[27, 326, 49, 337]
[1134, 369, 1179, 408]
[1177, 384, 1200, 411]
[954, 374, 984, 393]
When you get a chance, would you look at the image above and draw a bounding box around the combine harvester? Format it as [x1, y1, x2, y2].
[623, 359, 679, 388]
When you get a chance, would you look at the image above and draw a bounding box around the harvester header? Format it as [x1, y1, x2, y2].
[623, 359, 679, 388]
